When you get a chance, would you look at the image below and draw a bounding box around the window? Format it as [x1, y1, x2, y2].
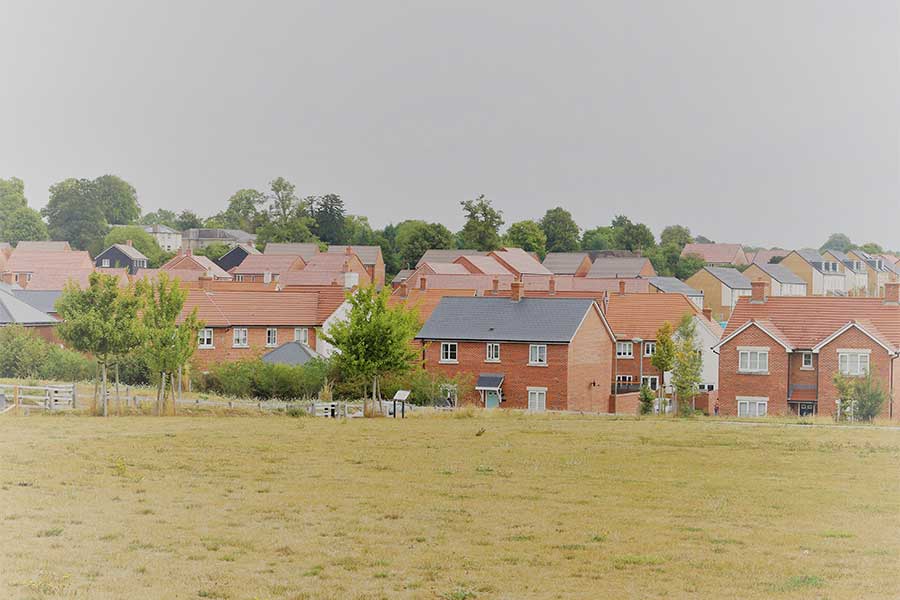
[485, 343, 500, 362]
[643, 342, 656, 357]
[440, 342, 458, 363]
[801, 352, 813, 369]
[233, 328, 248, 348]
[527, 388, 547, 412]
[266, 328, 278, 347]
[101, 258, 110, 267]
[616, 375, 633, 383]
[838, 351, 869, 376]
[198, 328, 214, 348]
[294, 328, 309, 344]
[529, 344, 547, 366]
[641, 376, 659, 391]
[737, 397, 768, 417]
[738, 348, 768, 373]
[235, 275, 244, 283]
[698, 383, 715, 392]
[616, 342, 633, 358]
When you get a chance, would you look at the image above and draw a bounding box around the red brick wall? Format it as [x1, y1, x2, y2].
[789, 352, 818, 389]
[567, 308, 614, 412]
[816, 327, 894, 419]
[423, 340, 570, 410]
[614, 345, 662, 386]
[717, 325, 789, 416]
[192, 326, 317, 371]
[610, 391, 641, 414]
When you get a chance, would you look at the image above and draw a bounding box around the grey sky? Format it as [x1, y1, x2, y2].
[1, 1, 897, 249]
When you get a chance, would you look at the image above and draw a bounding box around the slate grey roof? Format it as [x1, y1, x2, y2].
[184, 228, 256, 243]
[753, 263, 806, 285]
[107, 244, 148, 261]
[0, 290, 57, 325]
[824, 249, 862, 273]
[542, 252, 589, 275]
[326, 245, 382, 265]
[142, 224, 178, 234]
[261, 341, 322, 366]
[417, 249, 487, 267]
[587, 257, 651, 278]
[12, 290, 63, 314]
[475, 373, 505, 390]
[391, 269, 414, 284]
[705, 267, 752, 289]
[223, 244, 260, 256]
[648, 277, 703, 297]
[417, 297, 596, 342]
[264, 242, 320, 259]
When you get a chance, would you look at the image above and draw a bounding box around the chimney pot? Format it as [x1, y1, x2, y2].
[491, 277, 499, 295]
[198, 274, 213, 290]
[345, 245, 353, 255]
[511, 280, 524, 302]
[618, 280, 626, 295]
[884, 281, 900, 304]
[125, 239, 133, 247]
[702, 307, 713, 321]
[750, 280, 767, 303]
[549, 276, 556, 295]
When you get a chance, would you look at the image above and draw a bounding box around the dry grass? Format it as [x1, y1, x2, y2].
[0, 412, 898, 599]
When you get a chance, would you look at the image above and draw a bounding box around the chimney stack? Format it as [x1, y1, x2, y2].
[0, 272, 12, 285]
[186, 247, 193, 256]
[884, 281, 900, 304]
[510, 279, 524, 302]
[399, 282, 409, 298]
[702, 307, 713, 321]
[491, 277, 499, 296]
[198, 274, 213, 290]
[125, 239, 133, 247]
[345, 245, 353, 255]
[750, 280, 767, 303]
[548, 276, 556, 296]
[618, 280, 626, 295]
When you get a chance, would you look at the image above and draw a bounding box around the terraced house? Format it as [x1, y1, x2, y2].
[715, 280, 900, 420]
[417, 282, 615, 412]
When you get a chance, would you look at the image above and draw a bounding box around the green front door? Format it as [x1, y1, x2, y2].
[485, 390, 500, 408]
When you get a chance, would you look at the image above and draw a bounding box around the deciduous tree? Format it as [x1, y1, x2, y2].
[672, 314, 702, 416]
[504, 220, 546, 257]
[540, 207, 580, 252]
[458, 195, 504, 251]
[43, 178, 109, 252]
[651, 322, 676, 406]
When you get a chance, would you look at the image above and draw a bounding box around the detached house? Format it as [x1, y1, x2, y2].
[94, 241, 149, 274]
[780, 249, 845, 296]
[230, 253, 305, 283]
[847, 250, 895, 297]
[326, 245, 386, 288]
[681, 243, 749, 266]
[417, 283, 615, 412]
[715, 281, 900, 419]
[685, 267, 752, 323]
[821, 250, 868, 296]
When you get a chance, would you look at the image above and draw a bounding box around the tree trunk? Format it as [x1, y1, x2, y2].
[158, 372, 167, 416]
[101, 362, 108, 417]
[92, 363, 99, 416]
[115, 363, 121, 416]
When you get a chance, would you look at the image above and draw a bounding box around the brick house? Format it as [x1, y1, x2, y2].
[715, 280, 900, 419]
[326, 245, 386, 289]
[742, 262, 807, 297]
[587, 256, 656, 279]
[184, 289, 329, 371]
[681, 243, 749, 266]
[779, 249, 845, 296]
[416, 282, 614, 412]
[161, 249, 232, 280]
[230, 253, 306, 283]
[686, 266, 752, 323]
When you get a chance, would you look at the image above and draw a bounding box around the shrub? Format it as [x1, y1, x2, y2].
[382, 369, 474, 406]
[201, 358, 329, 400]
[638, 385, 654, 415]
[0, 325, 94, 381]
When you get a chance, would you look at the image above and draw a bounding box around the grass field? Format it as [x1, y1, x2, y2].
[0, 413, 897, 599]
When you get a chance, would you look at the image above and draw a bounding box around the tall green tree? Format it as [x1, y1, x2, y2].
[221, 188, 266, 231]
[92, 174, 141, 225]
[43, 178, 109, 251]
[611, 215, 656, 253]
[540, 207, 580, 252]
[136, 273, 201, 416]
[458, 195, 504, 251]
[55, 273, 141, 415]
[321, 286, 420, 413]
[659, 225, 693, 251]
[672, 314, 703, 416]
[504, 220, 547, 257]
[254, 177, 317, 245]
[311, 194, 347, 244]
[344, 215, 376, 245]
[0, 178, 49, 244]
[674, 253, 705, 280]
[394, 220, 453, 269]
[581, 226, 615, 251]
[175, 210, 203, 231]
[651, 322, 676, 406]
[140, 209, 178, 228]
[820, 233, 854, 253]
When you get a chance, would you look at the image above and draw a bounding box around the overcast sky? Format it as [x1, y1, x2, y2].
[1, 1, 897, 249]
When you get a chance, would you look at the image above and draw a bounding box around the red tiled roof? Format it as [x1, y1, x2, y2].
[231, 254, 305, 275]
[7, 249, 94, 272]
[304, 253, 361, 271]
[421, 262, 470, 275]
[681, 243, 746, 264]
[24, 268, 129, 291]
[182, 290, 322, 327]
[454, 255, 512, 276]
[490, 248, 552, 276]
[389, 288, 476, 323]
[750, 249, 789, 265]
[161, 253, 231, 279]
[723, 296, 900, 350]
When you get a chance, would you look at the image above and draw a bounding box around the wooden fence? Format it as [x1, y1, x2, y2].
[0, 384, 77, 414]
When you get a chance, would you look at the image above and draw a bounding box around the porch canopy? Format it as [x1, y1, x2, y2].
[475, 373, 504, 391]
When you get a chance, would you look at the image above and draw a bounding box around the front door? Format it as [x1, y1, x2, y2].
[798, 402, 816, 417]
[485, 390, 500, 408]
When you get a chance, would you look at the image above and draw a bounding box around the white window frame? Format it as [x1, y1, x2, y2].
[643, 342, 656, 357]
[837, 349, 870, 376]
[485, 343, 500, 363]
[266, 328, 278, 348]
[294, 327, 309, 344]
[738, 347, 769, 374]
[737, 396, 768, 417]
[235, 274, 244, 283]
[801, 352, 813, 370]
[528, 344, 547, 366]
[641, 376, 659, 391]
[232, 327, 249, 348]
[616, 375, 633, 383]
[101, 258, 110, 268]
[440, 342, 458, 364]
[198, 328, 214, 349]
[616, 341, 633, 358]
[527, 387, 547, 412]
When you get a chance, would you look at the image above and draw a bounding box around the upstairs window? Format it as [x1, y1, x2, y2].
[440, 342, 458, 363]
[529, 344, 547, 366]
[198, 328, 214, 349]
[801, 352, 813, 369]
[266, 328, 278, 347]
[616, 342, 633, 358]
[838, 351, 869, 376]
[643, 342, 656, 357]
[738, 349, 768, 373]
[233, 328, 249, 348]
[294, 328, 309, 344]
[485, 343, 500, 362]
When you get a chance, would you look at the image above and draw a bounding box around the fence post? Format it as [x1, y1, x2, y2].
[71, 384, 77, 409]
